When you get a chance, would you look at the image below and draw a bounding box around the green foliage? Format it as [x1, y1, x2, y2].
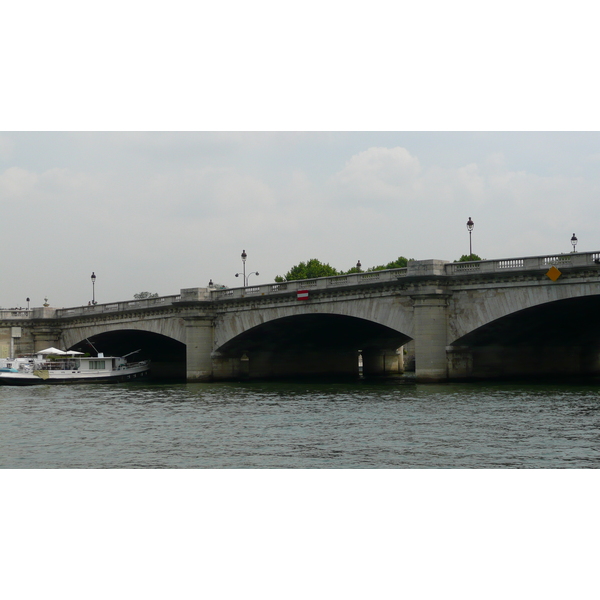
[274, 256, 413, 281]
[344, 266, 363, 274]
[455, 254, 482, 262]
[366, 256, 411, 272]
[275, 259, 340, 282]
[133, 291, 159, 299]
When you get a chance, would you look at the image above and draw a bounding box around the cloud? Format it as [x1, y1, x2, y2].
[159, 167, 279, 220]
[0, 167, 38, 198]
[329, 146, 422, 204]
[2, 133, 600, 308]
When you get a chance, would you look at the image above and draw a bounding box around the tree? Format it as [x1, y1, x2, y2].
[275, 259, 340, 282]
[133, 291, 159, 299]
[274, 256, 414, 281]
[366, 256, 411, 271]
[456, 254, 482, 262]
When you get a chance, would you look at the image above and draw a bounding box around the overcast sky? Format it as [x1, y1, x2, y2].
[1, 131, 599, 308]
[2, 2, 598, 309]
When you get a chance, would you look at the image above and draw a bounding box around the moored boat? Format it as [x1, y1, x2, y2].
[0, 348, 150, 385]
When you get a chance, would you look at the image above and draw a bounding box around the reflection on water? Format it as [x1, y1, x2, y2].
[1, 380, 600, 468]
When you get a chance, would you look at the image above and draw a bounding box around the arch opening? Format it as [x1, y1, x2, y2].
[68, 329, 186, 381]
[215, 314, 412, 380]
[450, 295, 600, 379]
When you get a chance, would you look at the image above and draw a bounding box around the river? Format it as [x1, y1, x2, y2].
[2, 379, 600, 468]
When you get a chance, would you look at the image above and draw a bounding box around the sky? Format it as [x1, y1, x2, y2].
[1, 131, 600, 308]
[2, 2, 599, 310]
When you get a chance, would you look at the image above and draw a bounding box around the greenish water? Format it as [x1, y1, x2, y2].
[1, 380, 600, 468]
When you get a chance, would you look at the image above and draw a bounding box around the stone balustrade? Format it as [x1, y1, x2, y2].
[4, 251, 600, 320]
[0, 309, 32, 320]
[53, 295, 182, 319]
[211, 267, 409, 300]
[445, 251, 600, 275]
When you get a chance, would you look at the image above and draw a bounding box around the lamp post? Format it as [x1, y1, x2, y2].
[466, 217, 474, 257]
[91, 272, 96, 304]
[26, 297, 30, 310]
[571, 233, 578, 253]
[356, 260, 362, 271]
[235, 250, 259, 287]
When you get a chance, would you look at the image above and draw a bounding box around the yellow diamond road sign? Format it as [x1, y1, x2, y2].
[546, 266, 562, 281]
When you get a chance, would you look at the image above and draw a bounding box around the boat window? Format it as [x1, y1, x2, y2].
[89, 360, 106, 369]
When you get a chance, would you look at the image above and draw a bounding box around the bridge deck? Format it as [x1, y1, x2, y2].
[2, 251, 600, 321]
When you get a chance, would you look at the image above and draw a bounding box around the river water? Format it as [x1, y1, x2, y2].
[4, 380, 599, 600]
[2, 379, 600, 468]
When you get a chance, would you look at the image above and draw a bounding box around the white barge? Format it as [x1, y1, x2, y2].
[0, 348, 150, 385]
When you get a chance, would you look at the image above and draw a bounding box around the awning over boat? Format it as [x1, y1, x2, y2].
[36, 347, 66, 355]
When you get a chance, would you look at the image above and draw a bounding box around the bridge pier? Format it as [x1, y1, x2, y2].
[33, 326, 62, 353]
[184, 317, 214, 381]
[412, 292, 449, 382]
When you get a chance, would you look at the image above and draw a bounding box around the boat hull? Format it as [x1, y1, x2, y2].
[0, 364, 150, 386]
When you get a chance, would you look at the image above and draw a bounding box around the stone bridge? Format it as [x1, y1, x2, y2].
[3, 251, 600, 381]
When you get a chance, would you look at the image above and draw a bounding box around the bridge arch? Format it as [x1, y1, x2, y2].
[448, 294, 600, 379]
[212, 312, 412, 379]
[449, 281, 600, 341]
[63, 328, 187, 380]
[214, 295, 415, 348]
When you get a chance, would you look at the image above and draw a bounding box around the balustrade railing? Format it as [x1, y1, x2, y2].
[8, 252, 600, 319]
[0, 309, 32, 320]
[444, 251, 598, 276]
[55, 294, 182, 318]
[211, 268, 409, 300]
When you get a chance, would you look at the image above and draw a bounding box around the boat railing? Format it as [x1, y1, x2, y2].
[40, 360, 81, 371]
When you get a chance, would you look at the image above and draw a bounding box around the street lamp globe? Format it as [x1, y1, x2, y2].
[235, 250, 258, 287]
[91, 272, 97, 304]
[466, 217, 474, 256]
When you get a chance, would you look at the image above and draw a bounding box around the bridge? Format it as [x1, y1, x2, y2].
[2, 250, 600, 382]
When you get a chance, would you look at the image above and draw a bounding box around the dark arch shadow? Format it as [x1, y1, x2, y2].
[216, 314, 412, 380]
[453, 295, 600, 347]
[451, 295, 600, 379]
[69, 329, 186, 381]
[219, 313, 411, 354]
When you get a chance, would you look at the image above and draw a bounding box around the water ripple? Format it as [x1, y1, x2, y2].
[1, 381, 600, 468]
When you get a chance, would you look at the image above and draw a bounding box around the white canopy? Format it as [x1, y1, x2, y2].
[65, 351, 84, 355]
[37, 347, 66, 355]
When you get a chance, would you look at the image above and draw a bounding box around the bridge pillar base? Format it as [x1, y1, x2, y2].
[412, 293, 449, 382]
[185, 317, 214, 381]
[33, 326, 62, 353]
